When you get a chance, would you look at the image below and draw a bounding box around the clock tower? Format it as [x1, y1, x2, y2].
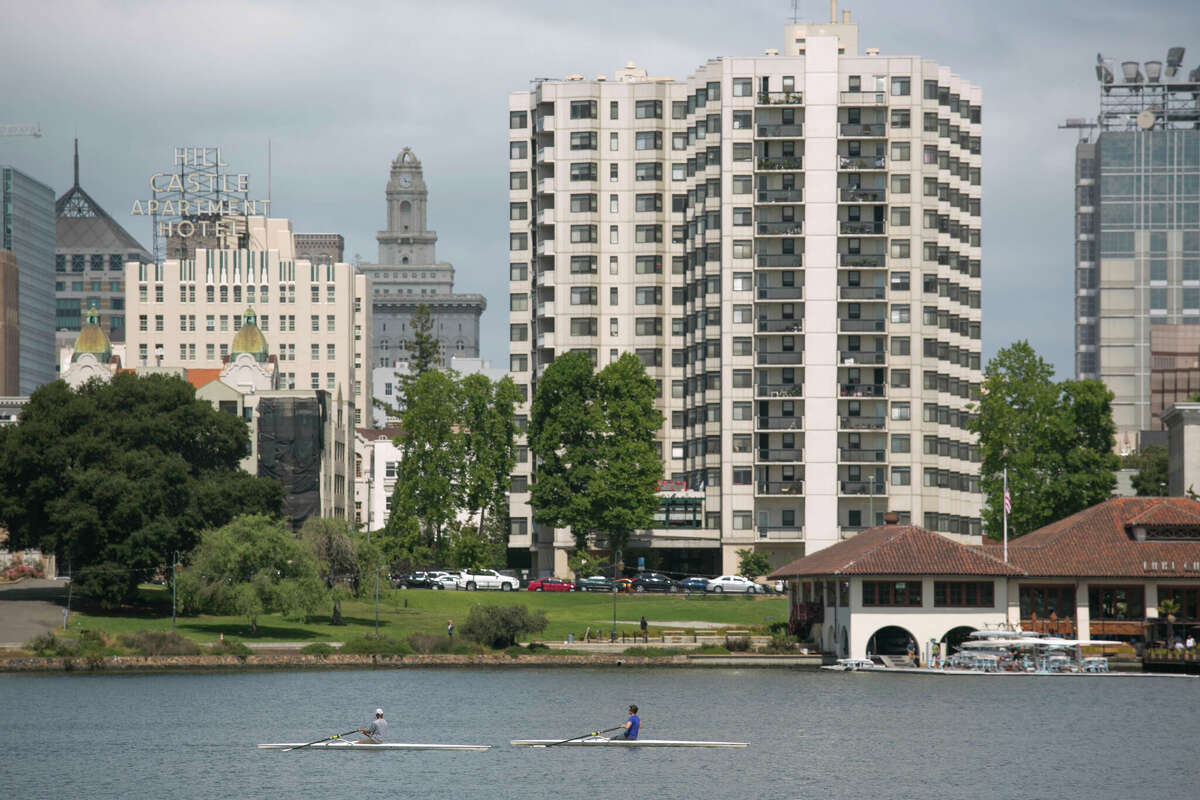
[377, 147, 437, 265]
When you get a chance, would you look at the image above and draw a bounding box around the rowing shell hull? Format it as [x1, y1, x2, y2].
[511, 738, 748, 748]
[258, 742, 490, 751]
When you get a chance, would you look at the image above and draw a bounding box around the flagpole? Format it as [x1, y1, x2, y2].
[1002, 467, 1009, 563]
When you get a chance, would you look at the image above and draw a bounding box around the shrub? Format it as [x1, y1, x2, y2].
[118, 631, 202, 656]
[2, 563, 44, 581]
[209, 638, 253, 658]
[339, 636, 412, 656]
[459, 604, 548, 650]
[301, 642, 336, 656]
[27, 632, 77, 657]
[725, 635, 752, 652]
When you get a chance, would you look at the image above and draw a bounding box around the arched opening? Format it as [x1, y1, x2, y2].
[866, 625, 917, 657]
[401, 257, 409, 264]
[942, 626, 977, 654]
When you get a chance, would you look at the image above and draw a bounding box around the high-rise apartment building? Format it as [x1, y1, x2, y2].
[1070, 48, 1200, 451]
[508, 9, 982, 576]
[1, 164, 56, 394]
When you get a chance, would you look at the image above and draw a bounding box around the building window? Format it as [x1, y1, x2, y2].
[509, 111, 528, 129]
[570, 100, 597, 119]
[934, 581, 994, 608]
[862, 580, 921, 606]
[1087, 586, 1144, 620]
[1020, 585, 1077, 620]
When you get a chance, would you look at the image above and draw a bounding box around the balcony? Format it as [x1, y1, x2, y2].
[758, 351, 804, 365]
[758, 91, 804, 105]
[536, 238, 554, 256]
[757, 124, 804, 138]
[757, 285, 803, 300]
[839, 285, 885, 300]
[839, 415, 885, 430]
[839, 318, 885, 332]
[536, 145, 554, 163]
[757, 318, 804, 332]
[538, 177, 554, 194]
[839, 448, 886, 463]
[535, 115, 555, 133]
[536, 207, 555, 225]
[840, 480, 887, 495]
[536, 331, 555, 348]
[756, 221, 804, 235]
[758, 526, 805, 541]
[840, 188, 886, 203]
[757, 416, 803, 430]
[536, 300, 555, 317]
[839, 91, 887, 105]
[840, 221, 886, 235]
[838, 155, 887, 170]
[757, 157, 804, 171]
[839, 383, 885, 398]
[757, 383, 802, 398]
[839, 122, 886, 137]
[759, 448, 804, 462]
[839, 253, 886, 268]
[757, 189, 804, 203]
[756, 255, 803, 269]
[758, 481, 805, 496]
[839, 350, 885, 364]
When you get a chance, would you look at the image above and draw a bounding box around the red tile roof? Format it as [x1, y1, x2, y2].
[184, 368, 222, 389]
[768, 525, 1023, 578]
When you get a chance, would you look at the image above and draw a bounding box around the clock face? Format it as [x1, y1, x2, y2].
[398, 175, 412, 187]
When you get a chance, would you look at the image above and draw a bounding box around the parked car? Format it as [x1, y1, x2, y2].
[680, 576, 711, 593]
[458, 569, 519, 591]
[576, 575, 616, 592]
[528, 577, 576, 592]
[706, 575, 763, 594]
[630, 572, 681, 593]
[395, 572, 441, 589]
[432, 571, 463, 590]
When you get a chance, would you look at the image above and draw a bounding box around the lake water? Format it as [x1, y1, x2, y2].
[2, 667, 1194, 799]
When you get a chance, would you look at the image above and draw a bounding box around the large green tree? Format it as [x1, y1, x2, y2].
[458, 373, 519, 539]
[301, 517, 359, 625]
[529, 351, 663, 554]
[969, 341, 1119, 538]
[1125, 444, 1169, 497]
[0, 374, 283, 606]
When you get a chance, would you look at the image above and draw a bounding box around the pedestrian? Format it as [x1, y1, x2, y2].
[639, 616, 648, 641]
[906, 637, 917, 665]
[930, 639, 941, 669]
[447, 619, 454, 639]
[357, 708, 387, 744]
[1186, 633, 1196, 653]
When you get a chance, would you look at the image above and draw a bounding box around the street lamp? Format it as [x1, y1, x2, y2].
[172, 551, 181, 633]
[611, 548, 622, 642]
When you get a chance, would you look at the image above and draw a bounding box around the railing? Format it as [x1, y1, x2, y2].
[756, 256, 804, 270]
[759, 448, 804, 462]
[839, 383, 886, 397]
[757, 157, 804, 171]
[757, 285, 804, 300]
[758, 91, 804, 105]
[839, 351, 886, 364]
[839, 254, 886, 267]
[757, 318, 804, 332]
[758, 527, 805, 541]
[757, 189, 804, 203]
[757, 351, 804, 365]
[839, 285, 885, 300]
[840, 221, 886, 235]
[757, 416, 804, 430]
[840, 188, 886, 203]
[839, 448, 886, 462]
[839, 91, 886, 105]
[839, 123, 886, 137]
[756, 384, 803, 398]
[839, 318, 885, 332]
[840, 480, 887, 495]
[839, 415, 886, 430]
[758, 481, 805, 495]
[536, 146, 554, 162]
[756, 221, 804, 235]
[757, 124, 804, 138]
[839, 155, 887, 169]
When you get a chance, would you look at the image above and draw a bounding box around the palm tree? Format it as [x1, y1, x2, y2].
[1159, 597, 1182, 650]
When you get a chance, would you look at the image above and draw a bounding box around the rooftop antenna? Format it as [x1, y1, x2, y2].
[791, 0, 800, 24]
[73, 137, 79, 188]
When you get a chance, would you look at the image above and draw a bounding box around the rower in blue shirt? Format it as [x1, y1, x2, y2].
[620, 704, 639, 740]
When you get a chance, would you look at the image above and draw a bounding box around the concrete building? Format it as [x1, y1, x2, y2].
[55, 141, 151, 344]
[122, 215, 373, 519]
[355, 427, 401, 530]
[0, 250, 19, 394]
[295, 233, 344, 266]
[1069, 48, 1200, 451]
[1162, 401, 1200, 497]
[1150, 324, 1200, 431]
[508, 7, 982, 576]
[359, 148, 487, 384]
[372, 354, 507, 426]
[1, 164, 56, 394]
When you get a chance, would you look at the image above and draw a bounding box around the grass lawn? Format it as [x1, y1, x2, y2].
[66, 586, 787, 645]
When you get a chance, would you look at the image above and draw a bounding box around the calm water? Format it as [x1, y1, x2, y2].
[1, 667, 1194, 799]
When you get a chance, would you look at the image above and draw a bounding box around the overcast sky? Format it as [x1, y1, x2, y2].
[3, 0, 1197, 374]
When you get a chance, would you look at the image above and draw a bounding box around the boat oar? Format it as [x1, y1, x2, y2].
[284, 729, 359, 752]
[545, 726, 624, 748]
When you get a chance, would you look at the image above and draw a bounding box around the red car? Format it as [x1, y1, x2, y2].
[527, 577, 576, 592]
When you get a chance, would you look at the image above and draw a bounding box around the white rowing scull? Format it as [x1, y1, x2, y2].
[258, 742, 490, 751]
[511, 737, 748, 748]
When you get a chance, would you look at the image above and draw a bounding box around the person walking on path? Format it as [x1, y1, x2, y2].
[639, 616, 648, 642]
[619, 704, 640, 740]
[357, 709, 388, 744]
[447, 619, 454, 638]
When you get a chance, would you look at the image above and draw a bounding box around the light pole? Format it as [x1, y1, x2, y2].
[171, 551, 180, 633]
[611, 548, 622, 642]
[374, 565, 381, 637]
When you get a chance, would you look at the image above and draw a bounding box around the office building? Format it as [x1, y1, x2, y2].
[1149, 324, 1200, 431]
[0, 250, 18, 394]
[295, 233, 345, 265]
[508, 7, 983, 576]
[1, 164, 56, 393]
[55, 140, 152, 344]
[1070, 47, 1200, 450]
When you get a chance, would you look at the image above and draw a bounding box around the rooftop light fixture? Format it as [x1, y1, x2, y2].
[1165, 47, 1185, 78]
[1121, 61, 1143, 83]
[1145, 61, 1163, 82]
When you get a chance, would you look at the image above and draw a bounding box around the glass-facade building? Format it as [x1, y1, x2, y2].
[1, 165, 57, 394]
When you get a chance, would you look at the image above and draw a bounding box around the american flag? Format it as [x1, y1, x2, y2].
[1003, 472, 1011, 516]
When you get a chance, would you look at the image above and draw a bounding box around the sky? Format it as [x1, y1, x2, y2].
[3, 0, 1198, 374]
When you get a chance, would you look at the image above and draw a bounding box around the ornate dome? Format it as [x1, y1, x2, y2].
[72, 306, 112, 363]
[230, 308, 269, 362]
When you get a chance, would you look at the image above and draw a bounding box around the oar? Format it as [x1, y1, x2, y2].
[545, 726, 624, 747]
[284, 729, 359, 752]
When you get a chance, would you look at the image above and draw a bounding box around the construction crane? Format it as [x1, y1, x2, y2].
[0, 124, 42, 138]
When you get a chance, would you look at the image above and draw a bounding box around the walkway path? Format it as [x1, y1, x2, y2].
[0, 579, 67, 646]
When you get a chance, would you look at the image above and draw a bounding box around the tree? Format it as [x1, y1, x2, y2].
[0, 374, 283, 606]
[737, 548, 772, 581]
[302, 517, 359, 625]
[177, 514, 324, 633]
[458, 373, 519, 541]
[1124, 444, 1168, 497]
[442, 521, 505, 571]
[970, 341, 1119, 538]
[529, 352, 663, 554]
[459, 604, 548, 649]
[404, 303, 442, 378]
